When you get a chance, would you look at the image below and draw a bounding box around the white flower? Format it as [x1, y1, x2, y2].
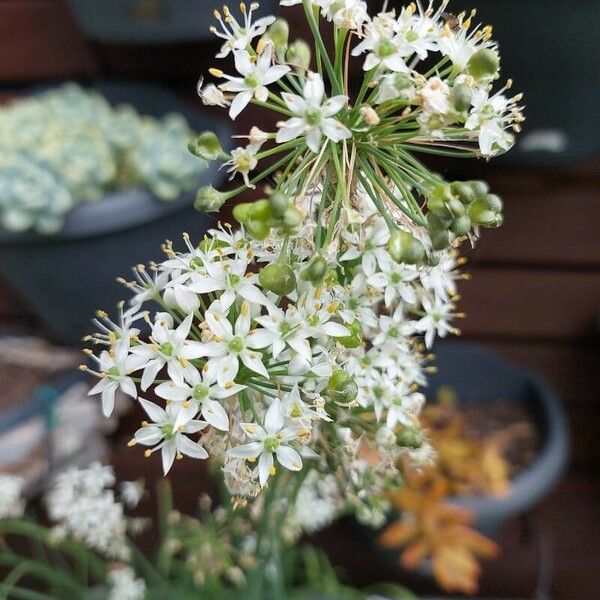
[368, 260, 418, 307]
[189, 255, 269, 311]
[277, 73, 351, 153]
[352, 14, 408, 72]
[418, 76, 450, 115]
[211, 3, 276, 59]
[225, 145, 258, 188]
[221, 46, 290, 120]
[372, 304, 415, 347]
[131, 313, 205, 391]
[108, 566, 146, 600]
[415, 295, 456, 348]
[465, 87, 515, 157]
[0, 475, 25, 519]
[134, 399, 208, 475]
[154, 362, 244, 431]
[200, 301, 272, 385]
[319, 0, 369, 31]
[228, 399, 303, 486]
[88, 338, 143, 417]
[385, 384, 425, 429]
[198, 82, 229, 108]
[340, 216, 390, 276]
[119, 480, 145, 509]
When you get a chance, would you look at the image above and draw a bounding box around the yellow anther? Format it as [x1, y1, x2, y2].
[241, 302, 250, 316]
[127, 439, 138, 447]
[144, 449, 152, 457]
[78, 364, 88, 371]
[247, 456, 256, 463]
[213, 9, 221, 19]
[269, 466, 276, 476]
[209, 68, 224, 78]
[240, 2, 246, 13]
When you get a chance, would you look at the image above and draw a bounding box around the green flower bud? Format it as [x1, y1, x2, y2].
[188, 131, 223, 161]
[245, 218, 270, 240]
[450, 214, 472, 236]
[450, 181, 477, 205]
[265, 18, 289, 52]
[232, 202, 253, 224]
[269, 190, 291, 219]
[195, 186, 227, 213]
[431, 228, 452, 251]
[427, 211, 451, 232]
[286, 39, 311, 71]
[427, 183, 454, 214]
[447, 196, 466, 217]
[301, 255, 327, 284]
[469, 180, 490, 198]
[450, 83, 472, 113]
[467, 48, 500, 81]
[338, 319, 362, 349]
[387, 231, 426, 265]
[259, 262, 296, 295]
[396, 427, 424, 449]
[393, 72, 413, 91]
[325, 370, 358, 404]
[468, 194, 503, 227]
[249, 199, 273, 223]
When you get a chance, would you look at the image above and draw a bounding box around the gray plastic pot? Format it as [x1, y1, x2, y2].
[67, 0, 280, 44]
[0, 81, 230, 346]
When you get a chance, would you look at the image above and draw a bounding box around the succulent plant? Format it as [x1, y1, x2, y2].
[0, 84, 206, 234]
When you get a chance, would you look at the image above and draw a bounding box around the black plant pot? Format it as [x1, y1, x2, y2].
[427, 340, 569, 535]
[355, 341, 569, 577]
[0, 82, 230, 346]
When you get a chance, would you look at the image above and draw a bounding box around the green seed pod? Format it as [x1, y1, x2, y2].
[269, 190, 291, 219]
[469, 202, 500, 227]
[249, 199, 273, 223]
[232, 202, 253, 224]
[450, 181, 477, 205]
[450, 214, 472, 236]
[195, 186, 227, 213]
[245, 218, 270, 240]
[286, 39, 311, 71]
[259, 262, 296, 295]
[450, 83, 472, 113]
[467, 48, 500, 81]
[301, 255, 327, 284]
[265, 18, 289, 53]
[338, 318, 362, 349]
[325, 370, 358, 404]
[188, 131, 223, 161]
[387, 231, 426, 265]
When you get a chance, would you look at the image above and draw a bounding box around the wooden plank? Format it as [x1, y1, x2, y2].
[458, 268, 600, 340]
[469, 184, 600, 267]
[0, 1, 95, 81]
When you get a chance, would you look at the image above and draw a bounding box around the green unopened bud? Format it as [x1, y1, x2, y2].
[325, 370, 358, 404]
[195, 186, 227, 213]
[469, 180, 490, 198]
[450, 215, 472, 236]
[450, 83, 472, 113]
[338, 319, 362, 349]
[450, 181, 477, 205]
[431, 228, 452, 251]
[188, 131, 223, 161]
[286, 39, 311, 71]
[387, 231, 425, 265]
[427, 183, 454, 214]
[396, 427, 424, 449]
[427, 211, 451, 233]
[468, 194, 503, 227]
[269, 190, 291, 219]
[259, 262, 296, 295]
[245, 200, 273, 240]
[301, 255, 327, 284]
[467, 48, 500, 81]
[447, 197, 466, 217]
[265, 18, 289, 52]
[232, 202, 253, 224]
[393, 72, 413, 91]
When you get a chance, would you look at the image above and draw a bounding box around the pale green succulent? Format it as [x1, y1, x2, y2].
[0, 83, 206, 234]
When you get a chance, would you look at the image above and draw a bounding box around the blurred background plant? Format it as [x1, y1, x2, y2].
[0, 84, 205, 234]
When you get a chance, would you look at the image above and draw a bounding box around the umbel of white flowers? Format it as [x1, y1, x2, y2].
[84, 0, 520, 528]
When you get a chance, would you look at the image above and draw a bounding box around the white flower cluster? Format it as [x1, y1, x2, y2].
[45, 463, 130, 560]
[85, 182, 460, 523]
[108, 566, 146, 600]
[0, 474, 25, 519]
